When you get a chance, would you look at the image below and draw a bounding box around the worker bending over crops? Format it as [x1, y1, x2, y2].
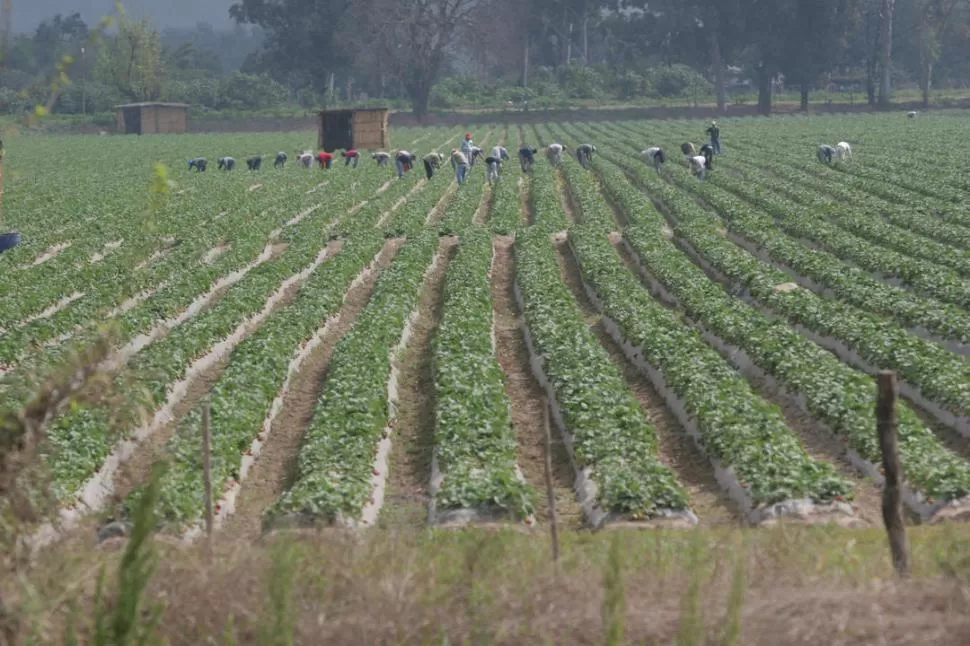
[546, 143, 566, 166]
[317, 151, 335, 169]
[519, 146, 538, 173]
[275, 152, 288, 169]
[576, 143, 596, 169]
[451, 149, 470, 185]
[485, 154, 501, 184]
[641, 147, 666, 173]
[188, 158, 207, 172]
[342, 149, 360, 168]
[373, 151, 391, 167]
[217, 157, 236, 171]
[423, 152, 445, 179]
[246, 156, 262, 171]
[396, 150, 417, 178]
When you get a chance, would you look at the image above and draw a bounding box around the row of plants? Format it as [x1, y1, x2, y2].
[589, 131, 970, 429]
[265, 230, 442, 524]
[516, 180, 691, 522]
[0, 127, 444, 361]
[703, 165, 970, 311]
[729, 162, 970, 278]
[430, 229, 534, 521]
[46, 169, 427, 504]
[128, 233, 390, 527]
[126, 157, 462, 528]
[588, 123, 970, 349]
[730, 153, 970, 250]
[579, 150, 970, 507]
[553, 152, 855, 513]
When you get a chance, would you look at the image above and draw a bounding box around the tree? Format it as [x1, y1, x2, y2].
[229, 0, 353, 101]
[743, 0, 796, 115]
[879, 0, 896, 106]
[33, 13, 89, 73]
[94, 14, 165, 101]
[781, 0, 860, 111]
[351, 0, 481, 120]
[914, 0, 967, 107]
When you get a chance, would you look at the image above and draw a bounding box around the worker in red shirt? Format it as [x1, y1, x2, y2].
[342, 149, 360, 168]
[317, 151, 334, 169]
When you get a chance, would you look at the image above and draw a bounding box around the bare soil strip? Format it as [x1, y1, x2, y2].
[221, 240, 405, 540]
[557, 169, 580, 225]
[380, 238, 459, 529]
[553, 236, 740, 526]
[107, 240, 348, 508]
[492, 236, 584, 529]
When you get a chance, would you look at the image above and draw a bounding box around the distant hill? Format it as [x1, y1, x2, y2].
[14, 0, 235, 33]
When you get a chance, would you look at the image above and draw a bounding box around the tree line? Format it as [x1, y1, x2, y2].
[4, 0, 970, 118]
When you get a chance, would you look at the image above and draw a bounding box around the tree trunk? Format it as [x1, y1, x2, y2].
[523, 37, 530, 87]
[800, 81, 810, 112]
[878, 0, 895, 108]
[566, 22, 573, 65]
[922, 59, 932, 108]
[582, 17, 589, 65]
[757, 65, 773, 116]
[411, 81, 431, 122]
[711, 29, 726, 114]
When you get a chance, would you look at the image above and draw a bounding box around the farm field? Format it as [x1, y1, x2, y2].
[6, 111, 970, 642]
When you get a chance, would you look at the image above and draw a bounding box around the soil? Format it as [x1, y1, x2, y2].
[380, 237, 459, 529]
[491, 236, 584, 530]
[220, 239, 404, 539]
[553, 237, 740, 526]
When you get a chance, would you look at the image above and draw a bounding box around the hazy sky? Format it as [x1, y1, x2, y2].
[16, 0, 236, 32]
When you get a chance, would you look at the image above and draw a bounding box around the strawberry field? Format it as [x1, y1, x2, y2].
[4, 111, 970, 539]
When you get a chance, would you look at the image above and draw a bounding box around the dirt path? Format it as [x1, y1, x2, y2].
[553, 236, 741, 527]
[491, 236, 585, 529]
[219, 239, 404, 539]
[380, 237, 460, 529]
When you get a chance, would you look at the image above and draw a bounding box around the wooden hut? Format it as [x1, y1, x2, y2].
[317, 108, 390, 152]
[115, 102, 189, 135]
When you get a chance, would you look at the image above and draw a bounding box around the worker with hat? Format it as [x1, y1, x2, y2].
[461, 132, 475, 169]
[706, 120, 722, 155]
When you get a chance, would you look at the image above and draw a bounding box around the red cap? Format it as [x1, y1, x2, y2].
[465, 133, 472, 139]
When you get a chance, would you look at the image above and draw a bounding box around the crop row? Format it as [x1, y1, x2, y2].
[579, 147, 970, 513]
[0, 128, 440, 361]
[553, 151, 855, 519]
[129, 233, 390, 528]
[128, 160, 460, 530]
[265, 230, 442, 525]
[587, 125, 970, 352]
[50, 169, 428, 505]
[516, 176, 692, 524]
[724, 162, 970, 278]
[430, 229, 533, 522]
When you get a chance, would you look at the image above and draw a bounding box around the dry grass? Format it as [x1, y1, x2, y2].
[10, 523, 970, 644]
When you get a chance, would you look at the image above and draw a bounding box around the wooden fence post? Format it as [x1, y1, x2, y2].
[876, 370, 910, 578]
[202, 400, 214, 554]
[542, 398, 560, 567]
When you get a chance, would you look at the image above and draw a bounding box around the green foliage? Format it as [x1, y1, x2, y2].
[648, 64, 712, 99]
[94, 12, 165, 102]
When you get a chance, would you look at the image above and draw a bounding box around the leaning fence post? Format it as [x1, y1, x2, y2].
[542, 398, 560, 568]
[876, 370, 910, 578]
[202, 400, 214, 554]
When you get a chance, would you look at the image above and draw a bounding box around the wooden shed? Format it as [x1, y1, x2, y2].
[317, 108, 390, 152]
[114, 102, 189, 135]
